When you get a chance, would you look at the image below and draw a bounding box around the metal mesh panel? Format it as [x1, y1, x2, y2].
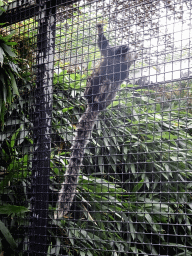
[0, 0, 192, 255]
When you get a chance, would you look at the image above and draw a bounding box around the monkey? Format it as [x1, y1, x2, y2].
[84, 24, 137, 111]
[55, 24, 137, 219]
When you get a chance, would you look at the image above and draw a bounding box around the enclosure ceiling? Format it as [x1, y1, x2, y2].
[0, 0, 80, 26]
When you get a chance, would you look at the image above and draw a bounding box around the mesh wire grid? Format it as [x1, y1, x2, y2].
[0, 0, 192, 255]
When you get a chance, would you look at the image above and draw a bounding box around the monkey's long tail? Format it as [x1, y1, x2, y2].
[55, 106, 99, 219]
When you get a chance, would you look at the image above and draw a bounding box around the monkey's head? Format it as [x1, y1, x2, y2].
[97, 23, 104, 34]
[126, 51, 138, 68]
[112, 44, 137, 68]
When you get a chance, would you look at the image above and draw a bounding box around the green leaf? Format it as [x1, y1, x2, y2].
[131, 179, 144, 192]
[0, 205, 28, 215]
[6, 41, 17, 46]
[0, 75, 6, 102]
[9, 71, 19, 96]
[62, 106, 74, 113]
[9, 61, 20, 74]
[0, 47, 4, 66]
[11, 126, 21, 147]
[1, 43, 16, 58]
[130, 164, 136, 174]
[0, 220, 17, 249]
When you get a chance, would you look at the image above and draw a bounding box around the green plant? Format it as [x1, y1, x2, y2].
[0, 32, 20, 129]
[51, 69, 192, 255]
[0, 9, 34, 254]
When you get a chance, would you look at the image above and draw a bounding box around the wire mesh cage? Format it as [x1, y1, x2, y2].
[0, 0, 192, 255]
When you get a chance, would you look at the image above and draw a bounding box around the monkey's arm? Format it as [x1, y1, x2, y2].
[97, 24, 110, 57]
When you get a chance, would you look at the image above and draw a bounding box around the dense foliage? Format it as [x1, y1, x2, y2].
[50, 72, 192, 256]
[0, 27, 20, 130]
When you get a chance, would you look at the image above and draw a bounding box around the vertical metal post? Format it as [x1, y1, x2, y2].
[30, 1, 56, 255]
